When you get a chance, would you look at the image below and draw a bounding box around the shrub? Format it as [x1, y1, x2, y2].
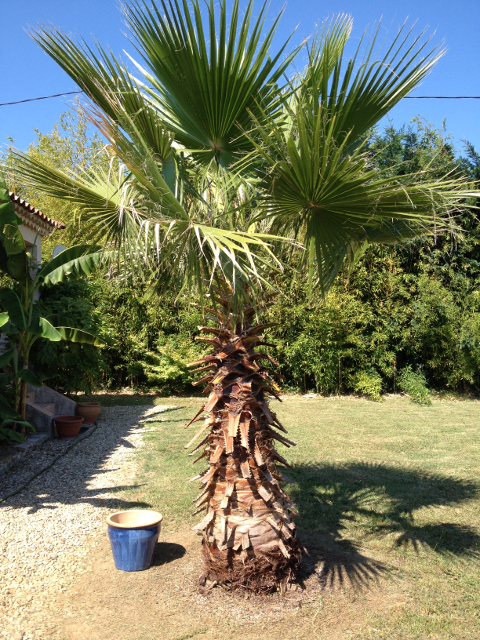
[31, 279, 107, 394]
[353, 370, 383, 402]
[398, 366, 432, 405]
[93, 280, 204, 390]
[136, 332, 207, 394]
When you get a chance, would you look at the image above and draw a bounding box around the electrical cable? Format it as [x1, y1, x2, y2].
[0, 91, 480, 107]
[404, 96, 480, 99]
[0, 91, 82, 107]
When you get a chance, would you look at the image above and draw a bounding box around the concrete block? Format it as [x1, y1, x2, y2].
[26, 385, 77, 437]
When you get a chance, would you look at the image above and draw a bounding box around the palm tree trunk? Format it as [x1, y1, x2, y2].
[186, 299, 301, 592]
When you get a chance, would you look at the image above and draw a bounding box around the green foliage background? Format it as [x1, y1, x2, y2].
[3, 109, 480, 397]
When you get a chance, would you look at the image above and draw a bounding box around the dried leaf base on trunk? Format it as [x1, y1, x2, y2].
[186, 300, 301, 593]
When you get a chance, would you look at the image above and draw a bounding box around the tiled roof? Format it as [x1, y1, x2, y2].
[9, 193, 66, 236]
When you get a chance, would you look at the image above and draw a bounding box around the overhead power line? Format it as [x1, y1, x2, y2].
[0, 91, 82, 107]
[0, 90, 480, 108]
[405, 96, 480, 99]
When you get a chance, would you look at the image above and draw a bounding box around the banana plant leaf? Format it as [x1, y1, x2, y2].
[48, 313, 103, 345]
[0, 428, 23, 442]
[0, 173, 21, 227]
[0, 177, 21, 277]
[54, 326, 103, 346]
[3, 223, 26, 256]
[2, 224, 28, 281]
[0, 420, 35, 443]
[28, 317, 62, 341]
[2, 321, 19, 336]
[0, 373, 13, 389]
[0, 289, 26, 330]
[0, 393, 20, 419]
[40, 249, 105, 285]
[17, 369, 43, 387]
[0, 348, 14, 368]
[36, 244, 102, 283]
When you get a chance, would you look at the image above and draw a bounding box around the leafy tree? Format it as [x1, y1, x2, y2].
[2, 100, 110, 257]
[5, 0, 478, 592]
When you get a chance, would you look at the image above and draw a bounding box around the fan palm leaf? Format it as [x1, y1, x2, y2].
[241, 21, 477, 291]
[32, 0, 297, 168]
[8, 146, 283, 300]
[300, 19, 445, 146]
[125, 0, 298, 165]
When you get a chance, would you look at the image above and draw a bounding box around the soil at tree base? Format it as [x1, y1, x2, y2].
[52, 529, 402, 640]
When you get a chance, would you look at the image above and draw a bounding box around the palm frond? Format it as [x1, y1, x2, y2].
[23, 8, 479, 301]
[6, 149, 144, 246]
[124, 0, 297, 166]
[4, 145, 284, 301]
[245, 40, 477, 293]
[30, 26, 126, 123]
[300, 15, 353, 97]
[298, 19, 445, 146]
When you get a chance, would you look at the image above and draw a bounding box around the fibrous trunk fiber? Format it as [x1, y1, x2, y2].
[186, 301, 301, 593]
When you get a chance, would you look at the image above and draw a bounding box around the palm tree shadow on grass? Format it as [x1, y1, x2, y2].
[289, 462, 480, 591]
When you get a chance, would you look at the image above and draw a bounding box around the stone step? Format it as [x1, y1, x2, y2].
[25, 385, 77, 437]
[34, 403, 55, 415]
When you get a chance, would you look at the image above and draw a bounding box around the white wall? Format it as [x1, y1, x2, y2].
[19, 225, 42, 264]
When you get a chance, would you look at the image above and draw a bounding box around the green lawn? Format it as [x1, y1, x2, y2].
[122, 395, 480, 639]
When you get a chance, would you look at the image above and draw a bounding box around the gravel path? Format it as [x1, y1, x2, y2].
[0, 404, 171, 640]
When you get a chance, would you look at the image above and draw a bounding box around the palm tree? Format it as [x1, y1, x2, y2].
[6, 0, 477, 591]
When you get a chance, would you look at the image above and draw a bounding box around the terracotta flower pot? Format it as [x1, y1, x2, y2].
[55, 415, 84, 438]
[76, 402, 101, 424]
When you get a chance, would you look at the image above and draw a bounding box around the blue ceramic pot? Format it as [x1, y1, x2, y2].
[107, 510, 163, 572]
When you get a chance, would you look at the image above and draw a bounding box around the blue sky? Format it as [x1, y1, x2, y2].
[1, 0, 479, 155]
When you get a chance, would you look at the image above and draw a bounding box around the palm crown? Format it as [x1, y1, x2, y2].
[6, 0, 476, 301]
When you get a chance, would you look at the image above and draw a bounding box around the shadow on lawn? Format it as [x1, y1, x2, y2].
[291, 462, 480, 591]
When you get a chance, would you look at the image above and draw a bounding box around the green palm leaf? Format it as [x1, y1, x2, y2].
[7, 150, 144, 249]
[242, 19, 477, 293]
[125, 0, 296, 166]
[296, 19, 444, 147]
[6, 146, 283, 299]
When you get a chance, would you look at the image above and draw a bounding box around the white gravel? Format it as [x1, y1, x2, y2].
[0, 404, 172, 640]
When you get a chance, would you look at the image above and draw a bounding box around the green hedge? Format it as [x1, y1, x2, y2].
[30, 243, 480, 397]
[32, 278, 207, 394]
